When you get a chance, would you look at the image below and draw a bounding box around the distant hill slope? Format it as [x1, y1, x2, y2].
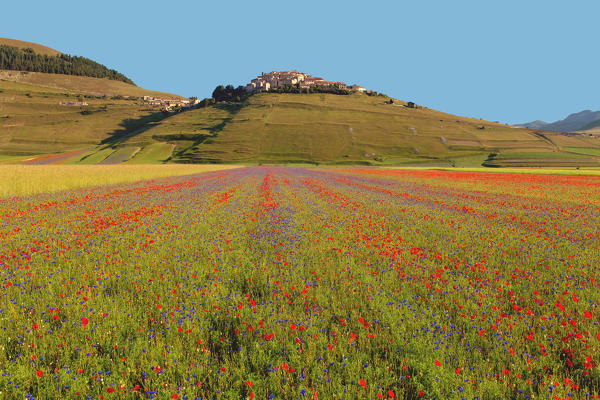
[0, 40, 183, 158]
[103, 93, 600, 166]
[0, 37, 134, 84]
[513, 120, 548, 130]
[0, 78, 181, 156]
[0, 38, 62, 56]
[0, 70, 182, 98]
[515, 110, 600, 132]
[543, 110, 600, 132]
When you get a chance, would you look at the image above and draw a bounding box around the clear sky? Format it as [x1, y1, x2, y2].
[1, 0, 598, 124]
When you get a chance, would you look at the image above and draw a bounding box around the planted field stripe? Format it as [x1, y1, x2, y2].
[126, 143, 175, 164]
[99, 146, 141, 164]
[0, 164, 240, 197]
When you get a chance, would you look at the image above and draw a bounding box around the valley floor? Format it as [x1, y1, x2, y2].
[1, 167, 599, 399]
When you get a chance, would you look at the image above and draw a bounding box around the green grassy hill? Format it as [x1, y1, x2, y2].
[0, 39, 188, 158]
[97, 93, 600, 166]
[0, 78, 181, 156]
[3, 87, 600, 166]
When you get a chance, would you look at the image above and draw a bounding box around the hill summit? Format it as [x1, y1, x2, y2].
[0, 38, 62, 56]
[244, 70, 366, 93]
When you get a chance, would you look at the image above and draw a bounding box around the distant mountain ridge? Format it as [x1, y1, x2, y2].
[516, 110, 600, 132]
[514, 120, 548, 130]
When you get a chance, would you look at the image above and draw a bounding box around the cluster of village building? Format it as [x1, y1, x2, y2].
[59, 101, 88, 106]
[245, 71, 366, 93]
[58, 97, 201, 111]
[143, 96, 200, 111]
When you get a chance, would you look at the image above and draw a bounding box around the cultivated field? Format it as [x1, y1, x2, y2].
[0, 165, 239, 197]
[1, 167, 599, 399]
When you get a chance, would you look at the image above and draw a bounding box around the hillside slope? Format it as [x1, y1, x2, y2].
[107, 93, 600, 166]
[0, 70, 182, 98]
[0, 38, 188, 158]
[0, 38, 61, 56]
[0, 79, 181, 156]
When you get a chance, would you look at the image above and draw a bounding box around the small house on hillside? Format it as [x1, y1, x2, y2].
[407, 102, 417, 109]
[59, 101, 88, 106]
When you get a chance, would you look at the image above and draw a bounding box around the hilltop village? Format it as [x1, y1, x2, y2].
[245, 71, 366, 93]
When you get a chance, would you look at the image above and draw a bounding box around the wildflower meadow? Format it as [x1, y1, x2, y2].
[1, 166, 599, 399]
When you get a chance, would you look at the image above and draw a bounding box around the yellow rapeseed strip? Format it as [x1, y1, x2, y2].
[0, 164, 241, 198]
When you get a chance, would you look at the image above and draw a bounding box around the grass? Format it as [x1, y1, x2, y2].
[0, 69, 184, 98]
[542, 131, 600, 148]
[383, 165, 600, 176]
[111, 93, 600, 166]
[0, 79, 178, 156]
[3, 80, 600, 167]
[1, 167, 599, 399]
[0, 164, 240, 197]
[0, 154, 20, 162]
[564, 147, 600, 156]
[491, 151, 589, 159]
[76, 148, 115, 164]
[448, 153, 490, 167]
[126, 143, 175, 163]
[482, 150, 600, 167]
[99, 146, 140, 164]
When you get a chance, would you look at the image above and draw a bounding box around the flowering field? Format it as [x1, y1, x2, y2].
[1, 167, 599, 399]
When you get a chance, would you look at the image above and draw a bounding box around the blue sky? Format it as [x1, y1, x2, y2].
[1, 0, 598, 124]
